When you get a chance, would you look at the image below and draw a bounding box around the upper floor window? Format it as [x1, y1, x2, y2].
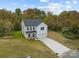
[30, 27, 32, 30]
[27, 27, 35, 31]
[33, 27, 35, 30]
[27, 27, 29, 31]
[41, 27, 44, 30]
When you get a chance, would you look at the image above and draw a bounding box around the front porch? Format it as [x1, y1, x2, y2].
[26, 31, 37, 40]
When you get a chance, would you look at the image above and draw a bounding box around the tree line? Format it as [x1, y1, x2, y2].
[0, 8, 79, 39]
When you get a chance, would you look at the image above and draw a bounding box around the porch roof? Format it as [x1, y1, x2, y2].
[26, 31, 36, 33]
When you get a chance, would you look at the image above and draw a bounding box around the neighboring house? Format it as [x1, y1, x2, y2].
[21, 19, 48, 40]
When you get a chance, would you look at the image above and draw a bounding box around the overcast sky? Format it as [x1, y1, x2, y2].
[0, 0, 79, 14]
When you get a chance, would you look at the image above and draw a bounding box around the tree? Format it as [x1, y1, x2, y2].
[23, 8, 46, 19]
[0, 20, 13, 37]
[59, 11, 79, 28]
[34, 8, 46, 19]
[44, 12, 60, 31]
[0, 9, 14, 21]
[14, 8, 22, 30]
[15, 8, 21, 16]
[0, 20, 5, 37]
[59, 11, 79, 39]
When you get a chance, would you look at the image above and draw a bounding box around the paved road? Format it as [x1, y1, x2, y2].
[40, 37, 71, 57]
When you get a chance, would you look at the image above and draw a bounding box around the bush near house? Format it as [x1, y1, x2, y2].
[62, 26, 79, 39]
[12, 31, 25, 40]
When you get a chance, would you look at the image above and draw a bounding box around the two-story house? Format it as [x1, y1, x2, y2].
[21, 19, 48, 40]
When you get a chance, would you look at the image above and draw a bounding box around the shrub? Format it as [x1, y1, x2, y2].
[62, 27, 79, 39]
[0, 26, 5, 37]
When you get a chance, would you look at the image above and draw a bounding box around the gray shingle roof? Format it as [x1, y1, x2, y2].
[23, 19, 42, 26]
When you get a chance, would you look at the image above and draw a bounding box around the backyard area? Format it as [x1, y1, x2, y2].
[0, 31, 57, 58]
[48, 31, 79, 49]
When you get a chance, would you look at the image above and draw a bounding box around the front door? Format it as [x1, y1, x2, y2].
[28, 34, 30, 38]
[28, 33, 36, 39]
[32, 34, 36, 38]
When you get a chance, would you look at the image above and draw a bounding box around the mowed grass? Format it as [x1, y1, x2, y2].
[0, 31, 57, 58]
[48, 31, 79, 49]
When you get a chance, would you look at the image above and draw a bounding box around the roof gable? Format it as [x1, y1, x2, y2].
[23, 19, 42, 26]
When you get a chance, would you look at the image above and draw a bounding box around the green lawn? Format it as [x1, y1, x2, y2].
[0, 31, 57, 58]
[48, 31, 79, 49]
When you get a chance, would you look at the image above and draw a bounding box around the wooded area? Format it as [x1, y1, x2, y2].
[0, 8, 79, 39]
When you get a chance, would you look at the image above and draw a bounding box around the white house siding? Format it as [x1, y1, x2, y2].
[22, 20, 48, 40]
[24, 26, 36, 39]
[36, 23, 47, 39]
[22, 20, 37, 39]
[21, 21, 27, 38]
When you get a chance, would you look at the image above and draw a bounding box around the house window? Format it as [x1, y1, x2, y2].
[30, 27, 32, 30]
[33, 27, 35, 30]
[27, 27, 29, 31]
[41, 27, 44, 30]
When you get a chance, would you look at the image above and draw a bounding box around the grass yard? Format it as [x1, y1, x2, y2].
[0, 31, 57, 58]
[48, 31, 79, 49]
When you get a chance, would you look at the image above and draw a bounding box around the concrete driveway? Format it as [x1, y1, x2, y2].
[40, 37, 71, 57]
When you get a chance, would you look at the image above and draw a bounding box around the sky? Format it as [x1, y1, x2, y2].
[0, 0, 79, 14]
